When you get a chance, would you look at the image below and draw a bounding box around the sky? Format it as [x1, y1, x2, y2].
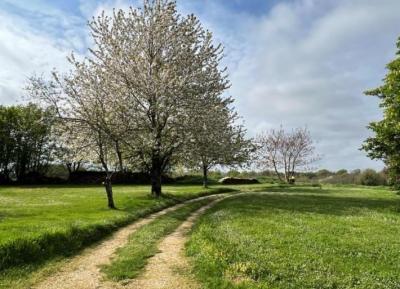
[0, 0, 399, 171]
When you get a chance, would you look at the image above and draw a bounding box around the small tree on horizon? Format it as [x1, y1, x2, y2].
[255, 126, 319, 183]
[184, 97, 253, 188]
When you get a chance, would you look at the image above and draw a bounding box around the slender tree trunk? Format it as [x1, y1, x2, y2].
[283, 165, 289, 183]
[104, 173, 116, 209]
[283, 155, 289, 183]
[115, 140, 123, 172]
[202, 164, 208, 188]
[151, 156, 162, 198]
[2, 165, 10, 183]
[66, 163, 72, 181]
[74, 161, 81, 172]
[284, 159, 291, 183]
[272, 160, 283, 182]
[98, 136, 116, 209]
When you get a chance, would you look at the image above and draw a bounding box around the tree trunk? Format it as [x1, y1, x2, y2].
[272, 160, 283, 182]
[202, 165, 209, 188]
[115, 140, 124, 172]
[284, 162, 290, 183]
[104, 174, 116, 209]
[151, 156, 162, 198]
[66, 163, 72, 181]
[98, 138, 116, 209]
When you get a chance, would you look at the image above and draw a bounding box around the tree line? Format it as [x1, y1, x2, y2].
[0, 104, 55, 183]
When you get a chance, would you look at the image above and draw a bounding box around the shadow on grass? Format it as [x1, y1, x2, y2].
[240, 184, 326, 195]
[223, 193, 400, 217]
[160, 187, 239, 202]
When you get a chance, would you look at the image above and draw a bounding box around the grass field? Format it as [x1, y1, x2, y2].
[0, 184, 240, 289]
[0, 184, 236, 272]
[186, 185, 400, 289]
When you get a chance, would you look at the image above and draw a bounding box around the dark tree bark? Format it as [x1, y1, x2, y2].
[151, 155, 162, 198]
[272, 159, 283, 182]
[66, 161, 81, 181]
[98, 135, 116, 209]
[115, 140, 124, 172]
[66, 162, 73, 180]
[104, 173, 116, 209]
[202, 164, 209, 188]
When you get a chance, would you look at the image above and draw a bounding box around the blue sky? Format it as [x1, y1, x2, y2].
[0, 0, 399, 170]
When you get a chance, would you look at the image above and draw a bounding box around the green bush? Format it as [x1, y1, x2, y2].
[359, 169, 387, 186]
[320, 169, 387, 186]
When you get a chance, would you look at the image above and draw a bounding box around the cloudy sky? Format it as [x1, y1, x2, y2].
[0, 0, 399, 170]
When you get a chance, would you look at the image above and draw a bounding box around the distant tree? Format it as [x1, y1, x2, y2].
[184, 97, 253, 188]
[0, 104, 56, 183]
[53, 124, 87, 178]
[0, 106, 17, 182]
[316, 169, 332, 178]
[336, 169, 348, 175]
[256, 127, 319, 183]
[362, 37, 400, 188]
[359, 169, 386, 186]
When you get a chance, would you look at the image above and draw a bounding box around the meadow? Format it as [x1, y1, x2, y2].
[186, 185, 400, 289]
[0, 184, 235, 271]
[1, 183, 400, 289]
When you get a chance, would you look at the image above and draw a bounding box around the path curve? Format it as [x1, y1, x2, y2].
[118, 197, 224, 289]
[32, 194, 225, 289]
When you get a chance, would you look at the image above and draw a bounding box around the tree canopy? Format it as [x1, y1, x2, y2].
[29, 0, 251, 207]
[362, 37, 400, 187]
[0, 103, 55, 183]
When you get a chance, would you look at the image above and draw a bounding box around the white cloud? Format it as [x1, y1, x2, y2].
[180, 0, 399, 170]
[0, 2, 88, 104]
[0, 0, 398, 170]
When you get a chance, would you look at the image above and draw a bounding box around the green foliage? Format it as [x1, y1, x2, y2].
[316, 169, 332, 178]
[186, 187, 400, 289]
[320, 169, 386, 186]
[102, 197, 216, 281]
[362, 37, 400, 188]
[359, 169, 387, 186]
[336, 169, 348, 175]
[0, 104, 56, 182]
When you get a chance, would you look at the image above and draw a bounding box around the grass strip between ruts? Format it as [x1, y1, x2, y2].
[101, 196, 220, 281]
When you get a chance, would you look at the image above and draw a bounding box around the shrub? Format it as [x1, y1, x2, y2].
[359, 169, 387, 186]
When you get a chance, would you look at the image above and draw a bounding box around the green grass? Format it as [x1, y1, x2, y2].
[102, 196, 220, 281]
[0, 184, 232, 244]
[0, 184, 236, 288]
[186, 186, 400, 289]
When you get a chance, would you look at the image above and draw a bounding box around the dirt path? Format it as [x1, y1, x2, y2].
[121, 198, 223, 289]
[32, 195, 224, 289]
